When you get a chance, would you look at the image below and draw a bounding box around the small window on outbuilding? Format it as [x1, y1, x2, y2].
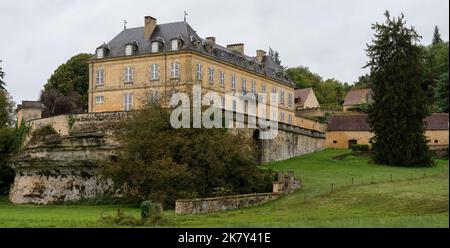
[333, 140, 337, 144]
[434, 140, 439, 144]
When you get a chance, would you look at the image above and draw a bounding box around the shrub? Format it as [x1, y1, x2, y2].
[100, 103, 275, 208]
[352, 144, 370, 152]
[30, 125, 61, 144]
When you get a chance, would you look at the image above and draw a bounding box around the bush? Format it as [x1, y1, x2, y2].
[100, 104, 275, 208]
[352, 144, 370, 152]
[30, 125, 60, 144]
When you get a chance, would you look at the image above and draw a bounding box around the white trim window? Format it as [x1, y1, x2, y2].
[150, 91, 160, 103]
[288, 114, 293, 124]
[150, 64, 160, 80]
[95, 69, 104, 85]
[151, 42, 160, 53]
[220, 71, 225, 88]
[280, 90, 285, 105]
[208, 67, 214, 84]
[281, 112, 285, 122]
[123, 67, 134, 83]
[251, 81, 256, 93]
[232, 99, 237, 111]
[241, 78, 247, 94]
[125, 44, 134, 56]
[171, 39, 180, 51]
[221, 96, 225, 108]
[123, 93, 133, 111]
[96, 48, 104, 59]
[288, 93, 293, 106]
[231, 74, 237, 90]
[261, 84, 266, 93]
[195, 63, 202, 81]
[95, 95, 104, 104]
[170, 62, 180, 78]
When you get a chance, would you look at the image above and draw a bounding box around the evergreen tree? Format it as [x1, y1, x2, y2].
[268, 47, 282, 66]
[365, 11, 432, 167]
[434, 72, 449, 113]
[0, 60, 5, 91]
[432, 26, 443, 45]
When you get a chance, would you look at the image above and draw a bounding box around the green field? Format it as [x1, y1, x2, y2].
[0, 149, 448, 227]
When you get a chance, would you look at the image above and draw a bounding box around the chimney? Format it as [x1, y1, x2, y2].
[256, 50, 266, 63]
[206, 37, 216, 44]
[144, 16, 157, 40]
[227, 43, 245, 54]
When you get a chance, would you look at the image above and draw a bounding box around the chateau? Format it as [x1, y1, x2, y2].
[89, 16, 297, 125]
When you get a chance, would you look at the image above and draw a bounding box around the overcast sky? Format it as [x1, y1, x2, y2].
[1, 0, 448, 104]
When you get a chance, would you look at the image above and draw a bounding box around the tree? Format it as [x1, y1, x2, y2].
[100, 103, 275, 207]
[42, 53, 92, 114]
[434, 72, 449, 113]
[365, 11, 432, 167]
[40, 89, 83, 117]
[0, 60, 5, 92]
[0, 90, 15, 128]
[432, 26, 443, 45]
[268, 47, 282, 66]
[353, 74, 373, 89]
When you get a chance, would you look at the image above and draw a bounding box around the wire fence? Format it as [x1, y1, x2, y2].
[299, 167, 449, 203]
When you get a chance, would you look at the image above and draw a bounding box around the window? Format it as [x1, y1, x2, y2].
[261, 84, 266, 93]
[195, 64, 202, 81]
[231, 74, 237, 90]
[281, 112, 285, 122]
[95, 69, 104, 85]
[272, 110, 277, 120]
[96, 48, 104, 59]
[95, 95, 104, 104]
[271, 87, 277, 94]
[251, 81, 256, 93]
[125, 44, 134, 56]
[333, 140, 337, 144]
[123, 67, 134, 83]
[434, 140, 439, 144]
[241, 78, 247, 94]
[232, 99, 237, 111]
[171, 39, 180, 51]
[288, 93, 293, 106]
[150, 91, 160, 103]
[151, 42, 161, 53]
[170, 62, 180, 78]
[288, 114, 293, 124]
[220, 71, 225, 88]
[123, 93, 133, 111]
[208, 67, 214, 84]
[150, 64, 160, 80]
[280, 91, 285, 105]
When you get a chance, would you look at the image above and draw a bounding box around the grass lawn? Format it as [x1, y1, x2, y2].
[0, 149, 448, 227]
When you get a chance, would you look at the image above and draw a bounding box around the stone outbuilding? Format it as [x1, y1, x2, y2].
[342, 89, 373, 112]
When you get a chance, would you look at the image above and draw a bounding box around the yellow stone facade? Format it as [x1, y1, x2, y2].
[326, 130, 449, 149]
[89, 51, 296, 124]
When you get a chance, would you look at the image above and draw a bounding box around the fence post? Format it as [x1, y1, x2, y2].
[371, 176, 374, 183]
[352, 177, 354, 185]
[331, 183, 334, 192]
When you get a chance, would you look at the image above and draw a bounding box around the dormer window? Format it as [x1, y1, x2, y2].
[96, 48, 105, 59]
[125, 41, 138, 56]
[151, 41, 162, 53]
[125, 44, 134, 56]
[171, 39, 181, 51]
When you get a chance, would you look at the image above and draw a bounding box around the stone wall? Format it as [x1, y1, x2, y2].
[175, 171, 301, 215]
[175, 193, 279, 215]
[10, 111, 322, 204]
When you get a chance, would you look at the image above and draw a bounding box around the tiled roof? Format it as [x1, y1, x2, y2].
[343, 89, 373, 106]
[294, 88, 312, 108]
[327, 113, 449, 131]
[327, 114, 370, 131]
[94, 21, 294, 87]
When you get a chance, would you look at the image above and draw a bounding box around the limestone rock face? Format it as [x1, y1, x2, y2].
[9, 113, 122, 204]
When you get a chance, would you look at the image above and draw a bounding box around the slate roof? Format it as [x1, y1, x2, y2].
[94, 21, 294, 87]
[294, 88, 313, 108]
[343, 89, 373, 106]
[327, 113, 449, 131]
